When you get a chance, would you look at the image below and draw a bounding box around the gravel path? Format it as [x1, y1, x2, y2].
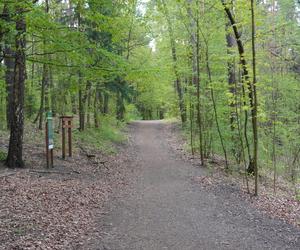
[93, 121, 299, 250]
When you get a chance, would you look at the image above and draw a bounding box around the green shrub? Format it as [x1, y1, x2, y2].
[0, 150, 7, 161]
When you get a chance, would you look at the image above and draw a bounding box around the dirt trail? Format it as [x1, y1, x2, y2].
[90, 121, 299, 250]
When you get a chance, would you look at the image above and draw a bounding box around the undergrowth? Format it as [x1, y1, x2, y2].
[73, 116, 126, 154]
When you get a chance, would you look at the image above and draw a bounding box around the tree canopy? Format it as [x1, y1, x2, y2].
[0, 0, 300, 196]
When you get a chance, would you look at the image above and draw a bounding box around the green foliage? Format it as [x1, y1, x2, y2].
[0, 0, 299, 193]
[124, 104, 142, 122]
[0, 150, 7, 162]
[73, 116, 126, 154]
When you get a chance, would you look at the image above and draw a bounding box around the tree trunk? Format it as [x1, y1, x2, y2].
[78, 74, 84, 131]
[79, 79, 92, 131]
[4, 46, 15, 130]
[225, 5, 236, 131]
[161, 0, 186, 124]
[195, 9, 205, 164]
[187, 0, 204, 162]
[36, 62, 49, 130]
[251, 0, 259, 196]
[2, 3, 14, 130]
[71, 93, 77, 114]
[94, 89, 100, 128]
[116, 91, 125, 121]
[6, 5, 26, 168]
[87, 88, 91, 127]
[204, 41, 229, 168]
[103, 93, 109, 114]
[49, 66, 56, 116]
[222, 0, 256, 174]
[35, 1, 50, 129]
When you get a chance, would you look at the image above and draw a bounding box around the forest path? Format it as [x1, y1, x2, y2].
[91, 121, 299, 250]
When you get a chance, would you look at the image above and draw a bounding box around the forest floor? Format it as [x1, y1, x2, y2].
[0, 124, 136, 249]
[0, 121, 299, 249]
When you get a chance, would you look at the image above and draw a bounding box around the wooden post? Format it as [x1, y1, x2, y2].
[60, 116, 73, 158]
[62, 121, 66, 159]
[68, 120, 72, 157]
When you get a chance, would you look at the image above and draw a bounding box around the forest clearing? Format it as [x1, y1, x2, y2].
[0, 0, 300, 249]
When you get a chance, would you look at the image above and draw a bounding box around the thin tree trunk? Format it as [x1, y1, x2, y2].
[49, 66, 56, 116]
[235, 81, 250, 193]
[225, 2, 236, 131]
[196, 11, 226, 160]
[251, 0, 259, 196]
[116, 90, 125, 121]
[35, 0, 50, 129]
[4, 46, 14, 130]
[94, 88, 100, 128]
[189, 82, 195, 155]
[195, 9, 204, 164]
[103, 93, 109, 114]
[28, 37, 35, 117]
[78, 73, 84, 131]
[204, 46, 229, 168]
[71, 94, 77, 114]
[271, 0, 277, 194]
[225, 4, 239, 161]
[161, 0, 187, 124]
[87, 88, 91, 127]
[222, 0, 256, 174]
[2, 3, 14, 130]
[186, 0, 203, 159]
[37, 61, 49, 130]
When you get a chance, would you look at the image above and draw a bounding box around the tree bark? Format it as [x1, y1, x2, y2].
[195, 8, 205, 163]
[225, 3, 236, 131]
[2, 3, 14, 130]
[251, 0, 259, 196]
[116, 90, 125, 121]
[36, 61, 49, 130]
[186, 0, 204, 162]
[79, 79, 92, 131]
[94, 88, 101, 128]
[222, 0, 256, 174]
[4, 46, 15, 130]
[103, 93, 109, 114]
[6, 4, 26, 168]
[34, 0, 50, 129]
[204, 42, 229, 169]
[161, 0, 187, 124]
[78, 74, 84, 131]
[87, 87, 91, 127]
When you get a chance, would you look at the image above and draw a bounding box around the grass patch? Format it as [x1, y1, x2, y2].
[0, 117, 126, 155]
[74, 116, 126, 154]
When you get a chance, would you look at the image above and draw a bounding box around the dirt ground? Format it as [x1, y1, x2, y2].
[0, 128, 136, 249]
[85, 121, 300, 250]
[0, 121, 299, 249]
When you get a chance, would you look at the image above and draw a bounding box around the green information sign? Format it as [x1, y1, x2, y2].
[47, 112, 54, 149]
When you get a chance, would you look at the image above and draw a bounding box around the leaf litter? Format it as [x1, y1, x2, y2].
[0, 128, 134, 249]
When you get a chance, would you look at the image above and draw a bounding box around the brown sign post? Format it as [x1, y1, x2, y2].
[60, 116, 73, 159]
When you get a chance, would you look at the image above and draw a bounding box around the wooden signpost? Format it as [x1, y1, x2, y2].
[45, 111, 54, 168]
[60, 116, 73, 159]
